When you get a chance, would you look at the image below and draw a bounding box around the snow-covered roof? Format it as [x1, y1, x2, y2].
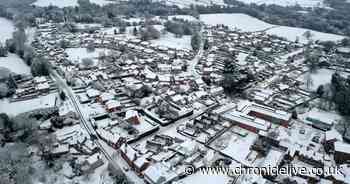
[325, 129, 343, 142]
[86, 88, 100, 98]
[212, 103, 237, 115]
[96, 129, 121, 144]
[106, 100, 121, 109]
[260, 149, 285, 168]
[335, 142, 350, 154]
[86, 153, 102, 165]
[100, 92, 114, 102]
[246, 103, 291, 121]
[36, 82, 50, 90]
[305, 108, 339, 125]
[222, 110, 271, 131]
[144, 162, 178, 184]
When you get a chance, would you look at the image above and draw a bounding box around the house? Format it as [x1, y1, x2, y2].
[304, 109, 337, 131]
[158, 64, 172, 73]
[98, 92, 114, 103]
[34, 76, 48, 84]
[210, 86, 224, 96]
[86, 88, 100, 99]
[96, 129, 125, 149]
[51, 144, 70, 157]
[105, 100, 122, 112]
[125, 110, 141, 125]
[81, 153, 104, 173]
[143, 162, 178, 184]
[221, 110, 271, 133]
[336, 47, 350, 58]
[211, 103, 237, 116]
[133, 155, 151, 174]
[245, 103, 292, 127]
[36, 82, 50, 92]
[260, 149, 285, 176]
[334, 141, 350, 164]
[124, 83, 146, 98]
[120, 143, 138, 169]
[324, 129, 343, 153]
[120, 143, 150, 174]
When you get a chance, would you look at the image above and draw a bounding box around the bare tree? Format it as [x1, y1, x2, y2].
[303, 30, 313, 42]
[305, 73, 313, 90]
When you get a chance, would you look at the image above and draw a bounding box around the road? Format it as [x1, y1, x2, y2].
[50, 26, 206, 183]
[186, 28, 204, 79]
[51, 71, 144, 184]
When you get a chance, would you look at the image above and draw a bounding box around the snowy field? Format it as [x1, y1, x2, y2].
[0, 93, 58, 116]
[151, 33, 192, 50]
[65, 47, 109, 63]
[235, 0, 325, 7]
[151, 25, 192, 50]
[101, 26, 140, 38]
[168, 15, 199, 22]
[0, 54, 31, 75]
[200, 13, 274, 32]
[200, 13, 345, 43]
[0, 18, 15, 44]
[158, 0, 226, 8]
[298, 69, 349, 91]
[266, 26, 345, 44]
[32, 0, 115, 7]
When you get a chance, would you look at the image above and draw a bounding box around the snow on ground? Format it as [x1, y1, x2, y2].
[210, 129, 258, 164]
[200, 13, 345, 43]
[123, 17, 143, 24]
[26, 27, 37, 44]
[151, 33, 192, 50]
[151, 25, 192, 50]
[65, 47, 109, 63]
[178, 172, 232, 184]
[80, 103, 107, 119]
[76, 23, 102, 29]
[0, 93, 58, 116]
[235, 0, 325, 7]
[0, 54, 31, 75]
[32, 0, 114, 8]
[158, 0, 226, 8]
[31, 155, 114, 184]
[101, 26, 139, 38]
[0, 18, 15, 44]
[298, 68, 349, 91]
[277, 121, 324, 150]
[200, 13, 274, 32]
[168, 15, 199, 22]
[237, 52, 249, 65]
[266, 26, 345, 44]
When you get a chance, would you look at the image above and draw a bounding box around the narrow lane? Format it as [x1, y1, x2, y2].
[51, 71, 143, 183]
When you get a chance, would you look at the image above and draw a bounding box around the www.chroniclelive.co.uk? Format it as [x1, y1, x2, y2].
[184, 165, 341, 176]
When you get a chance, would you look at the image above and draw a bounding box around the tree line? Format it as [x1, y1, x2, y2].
[193, 0, 350, 37]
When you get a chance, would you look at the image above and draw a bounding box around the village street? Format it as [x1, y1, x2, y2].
[51, 70, 145, 184]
